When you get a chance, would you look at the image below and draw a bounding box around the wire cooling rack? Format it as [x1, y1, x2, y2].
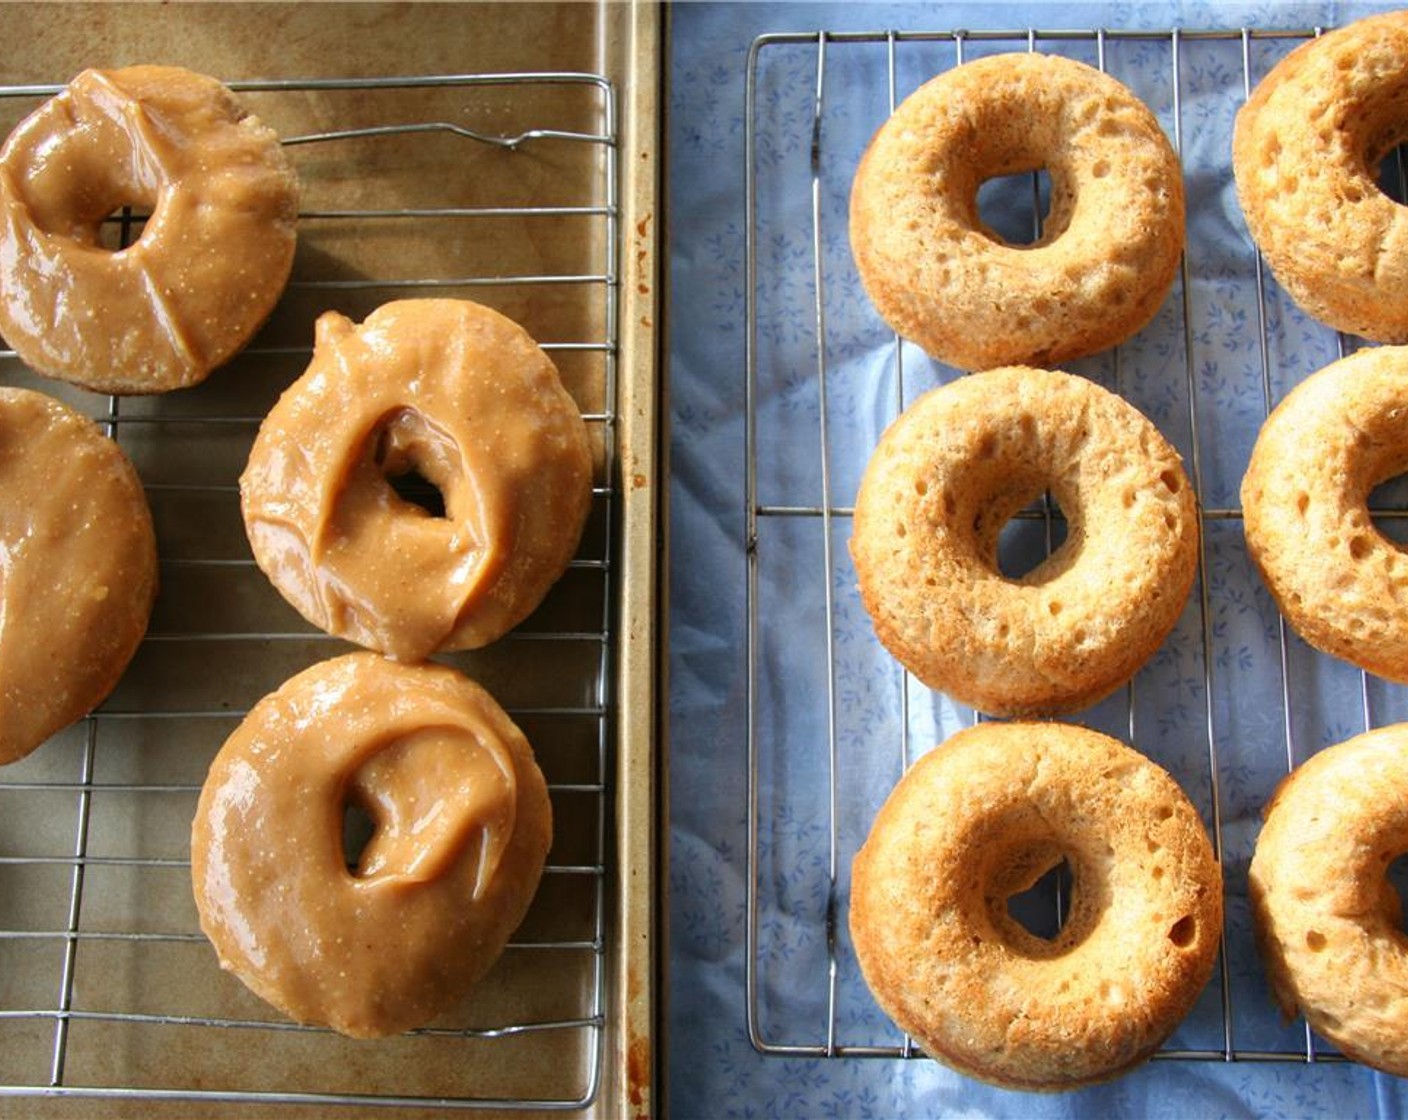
[0, 71, 619, 1110]
[745, 25, 1408, 1068]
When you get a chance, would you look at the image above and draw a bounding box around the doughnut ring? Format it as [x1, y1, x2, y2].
[190, 651, 553, 1038]
[850, 366, 1199, 716]
[849, 52, 1185, 370]
[851, 720, 1223, 1090]
[1234, 11, 1408, 341]
[1242, 345, 1408, 681]
[240, 299, 593, 662]
[1250, 723, 1408, 1076]
[0, 387, 157, 764]
[0, 65, 299, 393]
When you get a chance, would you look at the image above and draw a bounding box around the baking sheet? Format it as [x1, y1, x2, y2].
[668, 1, 1408, 1116]
[0, 2, 659, 1115]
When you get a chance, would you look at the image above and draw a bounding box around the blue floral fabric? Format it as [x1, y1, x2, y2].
[668, 2, 1408, 1115]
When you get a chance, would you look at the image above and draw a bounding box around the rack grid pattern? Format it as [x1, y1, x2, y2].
[745, 25, 1405, 1068]
[0, 71, 620, 1111]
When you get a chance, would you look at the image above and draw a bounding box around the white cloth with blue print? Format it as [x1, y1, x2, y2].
[668, 2, 1408, 1116]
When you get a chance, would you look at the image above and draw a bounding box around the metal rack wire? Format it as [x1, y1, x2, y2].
[0, 71, 620, 1110]
[745, 25, 1406, 1068]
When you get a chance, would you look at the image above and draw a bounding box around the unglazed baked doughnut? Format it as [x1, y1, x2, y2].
[851, 721, 1222, 1090]
[1242, 346, 1408, 681]
[0, 388, 156, 764]
[191, 652, 552, 1038]
[241, 299, 593, 662]
[0, 65, 299, 393]
[1234, 12, 1408, 341]
[850, 366, 1199, 716]
[849, 52, 1184, 370]
[1249, 724, 1408, 1075]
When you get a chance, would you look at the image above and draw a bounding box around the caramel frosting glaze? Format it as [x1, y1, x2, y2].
[241, 299, 593, 661]
[190, 652, 553, 1038]
[0, 65, 298, 394]
[0, 387, 157, 763]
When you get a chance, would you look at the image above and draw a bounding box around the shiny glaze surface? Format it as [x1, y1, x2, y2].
[190, 651, 553, 1038]
[241, 299, 593, 661]
[0, 387, 157, 763]
[0, 65, 298, 393]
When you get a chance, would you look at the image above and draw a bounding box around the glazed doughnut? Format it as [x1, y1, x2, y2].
[0, 387, 156, 764]
[849, 366, 1199, 717]
[1249, 723, 1408, 1075]
[849, 52, 1185, 371]
[851, 721, 1222, 1090]
[240, 299, 593, 662]
[1242, 346, 1408, 681]
[1234, 11, 1408, 341]
[191, 651, 553, 1038]
[0, 65, 299, 394]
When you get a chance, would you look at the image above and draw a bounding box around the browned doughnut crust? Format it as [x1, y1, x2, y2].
[191, 652, 552, 1038]
[849, 366, 1199, 717]
[1234, 12, 1408, 341]
[1241, 346, 1408, 681]
[849, 52, 1185, 371]
[1249, 724, 1408, 1076]
[0, 388, 157, 764]
[241, 299, 593, 662]
[0, 65, 299, 393]
[851, 721, 1223, 1090]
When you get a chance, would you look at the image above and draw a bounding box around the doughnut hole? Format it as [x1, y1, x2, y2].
[997, 497, 1070, 580]
[385, 464, 448, 518]
[1004, 855, 1074, 941]
[12, 132, 160, 248]
[95, 207, 150, 252]
[341, 799, 377, 872]
[343, 726, 515, 888]
[1346, 75, 1408, 215]
[1376, 143, 1408, 205]
[371, 408, 458, 521]
[967, 463, 1082, 587]
[977, 167, 1052, 247]
[1387, 852, 1408, 929]
[983, 835, 1105, 960]
[1368, 473, 1408, 550]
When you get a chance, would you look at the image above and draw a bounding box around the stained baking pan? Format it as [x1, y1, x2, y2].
[0, 2, 659, 1116]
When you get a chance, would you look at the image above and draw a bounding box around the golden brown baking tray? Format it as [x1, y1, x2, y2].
[0, 2, 659, 1116]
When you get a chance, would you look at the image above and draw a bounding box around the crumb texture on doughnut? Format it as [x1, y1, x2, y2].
[1234, 11, 1408, 340]
[0, 65, 299, 393]
[1250, 724, 1408, 1076]
[1242, 345, 1408, 681]
[849, 52, 1185, 370]
[851, 721, 1222, 1090]
[241, 298, 593, 662]
[0, 387, 157, 764]
[190, 652, 553, 1039]
[850, 366, 1199, 716]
